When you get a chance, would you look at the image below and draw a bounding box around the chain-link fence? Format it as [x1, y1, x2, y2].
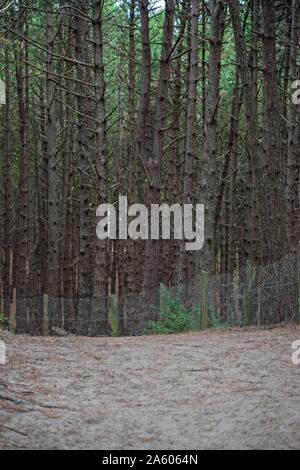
[1, 251, 299, 336]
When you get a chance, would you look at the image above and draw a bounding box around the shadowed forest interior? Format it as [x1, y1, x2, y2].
[0, 0, 299, 336]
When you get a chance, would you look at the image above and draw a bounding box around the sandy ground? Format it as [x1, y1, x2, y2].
[0, 327, 300, 450]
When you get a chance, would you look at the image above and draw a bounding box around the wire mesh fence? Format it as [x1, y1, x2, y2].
[1, 251, 299, 336]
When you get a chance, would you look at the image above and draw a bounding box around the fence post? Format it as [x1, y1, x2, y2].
[43, 294, 49, 336]
[10, 288, 16, 332]
[160, 283, 167, 317]
[200, 271, 209, 330]
[233, 267, 240, 326]
[110, 294, 120, 337]
[297, 242, 300, 323]
[256, 266, 262, 328]
[245, 261, 256, 326]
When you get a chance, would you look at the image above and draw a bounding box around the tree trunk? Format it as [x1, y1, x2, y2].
[46, 4, 60, 333]
[144, 0, 175, 304]
[91, 0, 110, 335]
[201, 0, 226, 273]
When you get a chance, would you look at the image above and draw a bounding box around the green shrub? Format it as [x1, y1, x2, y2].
[208, 311, 224, 329]
[208, 307, 235, 329]
[0, 314, 11, 331]
[145, 287, 194, 335]
[144, 286, 236, 335]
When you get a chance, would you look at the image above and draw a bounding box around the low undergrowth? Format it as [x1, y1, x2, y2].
[145, 287, 197, 335]
[0, 313, 11, 331]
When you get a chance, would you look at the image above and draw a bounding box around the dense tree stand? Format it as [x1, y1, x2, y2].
[0, 0, 299, 335]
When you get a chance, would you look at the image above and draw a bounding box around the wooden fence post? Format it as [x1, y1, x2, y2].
[110, 294, 120, 337]
[200, 271, 209, 330]
[245, 261, 256, 326]
[43, 294, 49, 336]
[297, 242, 300, 323]
[10, 288, 16, 332]
[159, 283, 170, 323]
[256, 266, 262, 328]
[233, 267, 240, 326]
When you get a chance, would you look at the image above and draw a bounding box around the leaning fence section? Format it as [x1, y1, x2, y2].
[1, 249, 300, 336]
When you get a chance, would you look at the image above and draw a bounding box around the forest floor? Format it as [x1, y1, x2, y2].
[0, 326, 300, 450]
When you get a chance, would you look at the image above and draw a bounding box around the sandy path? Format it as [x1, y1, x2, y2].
[0, 327, 299, 450]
